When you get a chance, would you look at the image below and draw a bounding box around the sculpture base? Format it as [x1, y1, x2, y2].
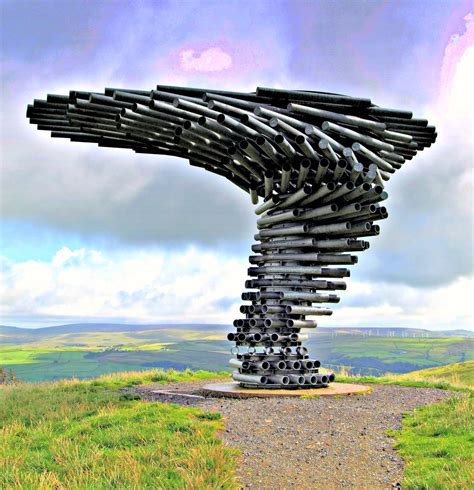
[201, 381, 371, 398]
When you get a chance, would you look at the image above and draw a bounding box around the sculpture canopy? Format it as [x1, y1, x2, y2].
[27, 85, 436, 389]
[26, 85, 436, 198]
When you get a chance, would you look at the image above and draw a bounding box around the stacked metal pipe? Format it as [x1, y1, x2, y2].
[27, 84, 436, 389]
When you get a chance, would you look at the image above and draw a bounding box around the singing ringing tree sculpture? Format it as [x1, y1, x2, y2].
[27, 85, 436, 389]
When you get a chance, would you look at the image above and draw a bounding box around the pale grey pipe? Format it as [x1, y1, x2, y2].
[300, 182, 336, 206]
[198, 116, 237, 139]
[257, 224, 310, 237]
[305, 374, 318, 385]
[207, 99, 253, 118]
[233, 372, 268, 384]
[317, 374, 329, 384]
[255, 195, 280, 215]
[228, 359, 250, 369]
[255, 135, 280, 163]
[183, 120, 226, 143]
[296, 160, 311, 188]
[253, 361, 271, 370]
[374, 128, 413, 143]
[379, 150, 405, 163]
[239, 139, 267, 169]
[295, 135, 320, 160]
[308, 222, 352, 235]
[255, 265, 325, 275]
[219, 113, 259, 138]
[352, 143, 394, 172]
[286, 361, 302, 370]
[290, 333, 309, 342]
[251, 252, 354, 264]
[283, 291, 335, 301]
[343, 147, 359, 166]
[267, 375, 290, 385]
[287, 102, 387, 131]
[257, 209, 300, 227]
[250, 187, 258, 204]
[279, 184, 312, 209]
[342, 182, 372, 202]
[286, 305, 333, 316]
[322, 121, 395, 152]
[289, 374, 306, 385]
[304, 125, 345, 153]
[325, 203, 362, 220]
[349, 162, 364, 183]
[264, 171, 274, 197]
[264, 319, 287, 328]
[240, 113, 279, 139]
[286, 319, 318, 328]
[254, 238, 316, 250]
[333, 159, 348, 181]
[274, 133, 297, 158]
[255, 106, 307, 132]
[149, 99, 202, 121]
[173, 97, 221, 118]
[379, 169, 391, 181]
[374, 167, 385, 187]
[280, 164, 292, 192]
[313, 159, 330, 185]
[132, 104, 187, 126]
[296, 203, 338, 221]
[319, 182, 355, 204]
[318, 140, 338, 163]
[364, 165, 377, 184]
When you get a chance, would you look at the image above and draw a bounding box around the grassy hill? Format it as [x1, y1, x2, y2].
[1, 324, 473, 382]
[394, 361, 474, 389]
[0, 369, 235, 489]
[0, 365, 472, 489]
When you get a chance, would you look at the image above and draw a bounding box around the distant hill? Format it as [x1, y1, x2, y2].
[1, 323, 472, 338]
[395, 361, 474, 388]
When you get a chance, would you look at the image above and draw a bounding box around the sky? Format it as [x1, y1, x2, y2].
[0, 0, 473, 330]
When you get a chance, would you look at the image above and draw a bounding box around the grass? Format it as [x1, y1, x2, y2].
[0, 368, 236, 489]
[394, 361, 474, 389]
[389, 395, 474, 489]
[333, 364, 474, 488]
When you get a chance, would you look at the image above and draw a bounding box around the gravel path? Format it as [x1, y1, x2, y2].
[133, 381, 453, 489]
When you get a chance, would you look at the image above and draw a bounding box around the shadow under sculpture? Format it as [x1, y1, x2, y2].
[27, 85, 436, 389]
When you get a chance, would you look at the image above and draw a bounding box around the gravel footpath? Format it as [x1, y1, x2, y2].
[133, 380, 454, 490]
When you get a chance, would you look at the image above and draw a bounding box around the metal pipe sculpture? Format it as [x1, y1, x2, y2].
[27, 85, 436, 389]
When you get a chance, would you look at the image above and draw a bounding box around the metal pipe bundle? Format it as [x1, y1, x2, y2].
[27, 84, 436, 389]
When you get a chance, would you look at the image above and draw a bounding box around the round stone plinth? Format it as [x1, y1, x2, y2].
[201, 382, 372, 398]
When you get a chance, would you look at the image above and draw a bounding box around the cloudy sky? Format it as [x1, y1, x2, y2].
[0, 0, 472, 330]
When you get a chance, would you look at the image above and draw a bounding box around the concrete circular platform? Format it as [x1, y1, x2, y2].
[201, 382, 372, 398]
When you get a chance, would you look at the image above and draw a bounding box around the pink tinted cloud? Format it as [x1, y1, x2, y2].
[439, 12, 474, 101]
[180, 47, 233, 72]
[167, 39, 270, 82]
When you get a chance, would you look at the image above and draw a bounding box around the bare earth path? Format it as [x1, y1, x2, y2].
[133, 381, 453, 490]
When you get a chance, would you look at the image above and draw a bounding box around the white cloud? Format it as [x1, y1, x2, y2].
[1, 247, 472, 330]
[180, 47, 233, 72]
[0, 246, 246, 326]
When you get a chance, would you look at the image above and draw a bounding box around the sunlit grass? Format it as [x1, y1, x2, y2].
[0, 369, 236, 489]
[389, 395, 474, 489]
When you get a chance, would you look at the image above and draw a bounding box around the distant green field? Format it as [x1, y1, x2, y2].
[1, 325, 472, 382]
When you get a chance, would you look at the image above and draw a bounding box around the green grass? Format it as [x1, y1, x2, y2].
[334, 364, 473, 488]
[0, 369, 236, 489]
[389, 395, 474, 489]
[395, 361, 474, 389]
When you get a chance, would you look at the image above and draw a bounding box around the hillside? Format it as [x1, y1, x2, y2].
[1, 366, 472, 489]
[394, 361, 474, 388]
[1, 324, 472, 382]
